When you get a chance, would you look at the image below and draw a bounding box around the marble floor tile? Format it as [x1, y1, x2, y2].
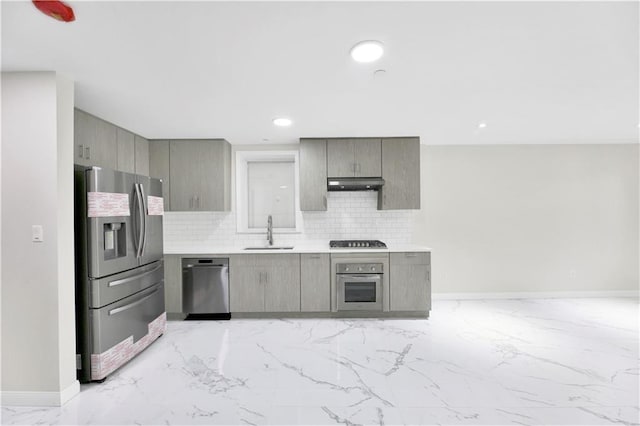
[2, 298, 638, 425]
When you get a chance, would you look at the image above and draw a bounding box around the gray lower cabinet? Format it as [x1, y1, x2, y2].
[378, 137, 421, 210]
[229, 254, 300, 313]
[299, 139, 327, 211]
[300, 253, 330, 312]
[149, 140, 171, 211]
[116, 128, 135, 173]
[135, 135, 149, 176]
[163, 255, 182, 313]
[389, 252, 431, 311]
[169, 139, 231, 211]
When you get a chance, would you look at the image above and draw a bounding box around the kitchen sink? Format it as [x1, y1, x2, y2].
[243, 246, 294, 250]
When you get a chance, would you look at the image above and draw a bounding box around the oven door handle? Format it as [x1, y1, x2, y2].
[340, 274, 382, 281]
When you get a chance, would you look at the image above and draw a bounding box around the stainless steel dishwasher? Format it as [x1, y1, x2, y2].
[182, 258, 230, 319]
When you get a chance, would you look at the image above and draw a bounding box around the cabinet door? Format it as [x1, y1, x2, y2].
[169, 140, 230, 211]
[164, 255, 182, 313]
[327, 139, 355, 177]
[93, 118, 117, 169]
[379, 137, 421, 210]
[389, 252, 431, 311]
[135, 135, 149, 176]
[265, 254, 300, 312]
[169, 140, 206, 211]
[229, 255, 265, 312]
[149, 140, 171, 211]
[300, 253, 330, 312]
[116, 128, 135, 173]
[74, 109, 94, 166]
[354, 138, 382, 177]
[299, 139, 327, 211]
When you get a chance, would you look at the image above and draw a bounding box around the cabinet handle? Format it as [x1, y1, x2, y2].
[78, 145, 84, 158]
[85, 146, 91, 160]
[383, 194, 387, 206]
[309, 255, 321, 259]
[196, 196, 200, 209]
[189, 197, 193, 209]
[427, 270, 430, 282]
[323, 195, 327, 209]
[405, 253, 418, 258]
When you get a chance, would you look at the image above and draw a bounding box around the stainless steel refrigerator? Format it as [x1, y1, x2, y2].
[74, 165, 166, 382]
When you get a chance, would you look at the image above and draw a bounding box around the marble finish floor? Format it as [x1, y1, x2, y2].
[2, 298, 639, 425]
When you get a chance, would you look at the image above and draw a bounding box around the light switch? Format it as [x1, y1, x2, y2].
[32, 225, 44, 242]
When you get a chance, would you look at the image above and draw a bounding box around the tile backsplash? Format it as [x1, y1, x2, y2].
[163, 192, 415, 251]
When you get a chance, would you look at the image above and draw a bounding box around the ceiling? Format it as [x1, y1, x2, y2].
[2, 1, 638, 145]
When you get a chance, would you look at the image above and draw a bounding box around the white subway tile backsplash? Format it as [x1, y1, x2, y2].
[163, 192, 414, 251]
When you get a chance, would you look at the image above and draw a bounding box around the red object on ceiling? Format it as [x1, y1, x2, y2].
[32, 1, 75, 22]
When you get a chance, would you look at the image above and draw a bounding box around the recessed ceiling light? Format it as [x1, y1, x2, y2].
[350, 40, 384, 63]
[478, 122, 488, 129]
[273, 118, 292, 127]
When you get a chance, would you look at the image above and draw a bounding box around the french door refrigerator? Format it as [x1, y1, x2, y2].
[74, 165, 166, 382]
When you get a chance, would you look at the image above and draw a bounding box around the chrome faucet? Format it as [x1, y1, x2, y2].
[267, 214, 273, 246]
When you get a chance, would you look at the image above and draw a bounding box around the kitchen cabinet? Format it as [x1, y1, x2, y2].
[169, 139, 231, 211]
[378, 137, 421, 210]
[116, 128, 135, 173]
[135, 135, 149, 176]
[300, 253, 330, 312]
[299, 138, 327, 211]
[389, 252, 430, 311]
[229, 254, 300, 313]
[163, 255, 182, 313]
[149, 140, 171, 211]
[327, 138, 381, 178]
[74, 109, 117, 169]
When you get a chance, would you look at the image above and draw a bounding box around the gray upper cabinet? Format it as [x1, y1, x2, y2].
[389, 252, 431, 312]
[135, 135, 149, 176]
[299, 138, 327, 211]
[116, 128, 135, 173]
[74, 109, 117, 169]
[327, 138, 381, 177]
[74, 109, 94, 167]
[300, 253, 330, 312]
[378, 137, 421, 210]
[169, 139, 231, 211]
[149, 140, 171, 211]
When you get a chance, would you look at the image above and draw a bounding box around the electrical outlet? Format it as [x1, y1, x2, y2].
[569, 269, 577, 279]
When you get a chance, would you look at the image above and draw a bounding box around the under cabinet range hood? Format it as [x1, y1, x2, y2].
[327, 177, 385, 191]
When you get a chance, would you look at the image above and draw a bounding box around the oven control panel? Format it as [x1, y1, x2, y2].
[336, 263, 383, 274]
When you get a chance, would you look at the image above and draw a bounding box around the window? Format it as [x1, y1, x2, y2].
[236, 151, 301, 233]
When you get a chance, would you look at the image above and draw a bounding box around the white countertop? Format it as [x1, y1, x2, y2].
[163, 244, 431, 255]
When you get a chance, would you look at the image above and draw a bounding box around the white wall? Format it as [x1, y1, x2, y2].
[416, 144, 639, 294]
[1, 72, 78, 405]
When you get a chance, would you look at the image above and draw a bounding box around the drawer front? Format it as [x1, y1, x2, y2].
[231, 253, 299, 267]
[90, 261, 164, 308]
[91, 282, 165, 353]
[390, 252, 430, 266]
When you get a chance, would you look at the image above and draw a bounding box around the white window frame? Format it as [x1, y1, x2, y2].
[236, 150, 302, 234]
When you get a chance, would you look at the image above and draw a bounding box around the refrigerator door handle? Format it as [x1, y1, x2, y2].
[139, 182, 148, 257]
[133, 183, 145, 258]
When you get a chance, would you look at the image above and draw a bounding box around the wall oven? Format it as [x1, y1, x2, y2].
[336, 263, 383, 311]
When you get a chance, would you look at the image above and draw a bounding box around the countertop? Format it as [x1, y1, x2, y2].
[163, 244, 431, 255]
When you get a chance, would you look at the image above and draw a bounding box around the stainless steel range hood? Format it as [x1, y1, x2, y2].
[327, 177, 385, 191]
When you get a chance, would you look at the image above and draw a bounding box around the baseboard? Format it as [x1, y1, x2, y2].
[1, 380, 80, 407]
[432, 290, 639, 300]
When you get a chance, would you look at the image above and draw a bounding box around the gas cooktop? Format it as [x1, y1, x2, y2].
[330, 240, 387, 249]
